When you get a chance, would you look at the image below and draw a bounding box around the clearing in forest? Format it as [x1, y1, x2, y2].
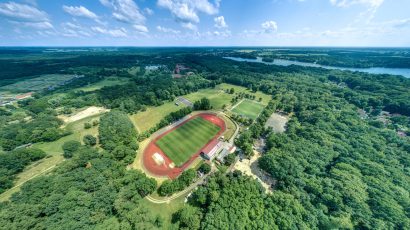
[232, 99, 265, 119]
[58, 106, 109, 124]
[155, 117, 221, 166]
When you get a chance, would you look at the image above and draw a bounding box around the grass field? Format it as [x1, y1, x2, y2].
[232, 99, 265, 119]
[0, 74, 79, 92]
[156, 117, 220, 166]
[75, 77, 129, 92]
[129, 83, 271, 133]
[129, 102, 183, 132]
[140, 192, 186, 229]
[33, 114, 100, 154]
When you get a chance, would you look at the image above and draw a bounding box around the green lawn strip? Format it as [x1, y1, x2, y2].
[156, 117, 220, 166]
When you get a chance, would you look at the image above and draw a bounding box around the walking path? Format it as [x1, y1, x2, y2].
[0, 161, 63, 201]
[230, 99, 244, 111]
[145, 168, 211, 204]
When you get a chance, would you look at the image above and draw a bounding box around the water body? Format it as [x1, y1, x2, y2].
[224, 57, 410, 78]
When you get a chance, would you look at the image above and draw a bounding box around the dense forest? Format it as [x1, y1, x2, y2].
[177, 55, 410, 229]
[0, 111, 159, 229]
[0, 148, 46, 193]
[0, 48, 409, 229]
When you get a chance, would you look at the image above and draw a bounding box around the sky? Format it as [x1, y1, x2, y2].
[0, 0, 409, 46]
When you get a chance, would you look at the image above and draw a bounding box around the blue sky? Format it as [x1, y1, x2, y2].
[0, 0, 409, 46]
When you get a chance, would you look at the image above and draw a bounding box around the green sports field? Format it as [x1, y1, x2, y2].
[155, 117, 221, 166]
[232, 99, 265, 119]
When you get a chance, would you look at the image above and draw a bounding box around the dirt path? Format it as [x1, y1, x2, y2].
[0, 156, 64, 202]
[145, 166, 214, 204]
[233, 151, 273, 194]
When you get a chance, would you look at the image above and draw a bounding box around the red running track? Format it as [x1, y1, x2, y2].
[142, 113, 226, 179]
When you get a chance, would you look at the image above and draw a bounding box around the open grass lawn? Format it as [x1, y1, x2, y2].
[156, 117, 220, 166]
[129, 102, 185, 132]
[33, 114, 100, 154]
[140, 193, 186, 229]
[129, 83, 271, 132]
[216, 83, 272, 105]
[232, 99, 265, 119]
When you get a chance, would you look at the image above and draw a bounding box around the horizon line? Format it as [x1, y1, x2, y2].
[0, 45, 410, 49]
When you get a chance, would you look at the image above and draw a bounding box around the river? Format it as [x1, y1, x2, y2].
[224, 57, 410, 78]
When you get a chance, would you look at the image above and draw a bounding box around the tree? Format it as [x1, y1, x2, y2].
[111, 145, 135, 161]
[92, 120, 99, 126]
[83, 135, 97, 146]
[84, 122, 92, 129]
[224, 153, 236, 166]
[229, 88, 235, 94]
[0, 148, 46, 193]
[99, 111, 138, 152]
[173, 206, 202, 230]
[193, 97, 211, 110]
[62, 140, 81, 158]
[198, 163, 211, 174]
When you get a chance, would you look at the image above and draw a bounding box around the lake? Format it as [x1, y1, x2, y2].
[224, 57, 410, 78]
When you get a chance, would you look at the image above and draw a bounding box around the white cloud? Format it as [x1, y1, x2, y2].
[261, 20, 278, 33]
[92, 26, 127, 37]
[21, 21, 53, 29]
[182, 22, 197, 30]
[144, 7, 154, 15]
[0, 2, 54, 31]
[157, 0, 219, 29]
[214, 16, 227, 28]
[62, 5, 98, 20]
[61, 22, 91, 37]
[330, 0, 383, 8]
[392, 18, 410, 28]
[133, 24, 149, 33]
[100, 0, 145, 24]
[0, 1, 49, 22]
[100, 0, 147, 34]
[157, 26, 181, 34]
[213, 30, 231, 37]
[63, 22, 81, 30]
[330, 0, 384, 22]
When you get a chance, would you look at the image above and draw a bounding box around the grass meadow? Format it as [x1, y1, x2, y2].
[129, 83, 271, 132]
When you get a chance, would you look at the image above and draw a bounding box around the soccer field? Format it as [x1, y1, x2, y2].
[232, 99, 265, 119]
[155, 117, 221, 166]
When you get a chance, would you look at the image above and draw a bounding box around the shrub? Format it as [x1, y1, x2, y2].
[62, 140, 81, 158]
[83, 135, 97, 146]
[84, 122, 92, 129]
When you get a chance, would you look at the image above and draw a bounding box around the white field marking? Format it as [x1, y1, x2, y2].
[230, 99, 245, 111]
